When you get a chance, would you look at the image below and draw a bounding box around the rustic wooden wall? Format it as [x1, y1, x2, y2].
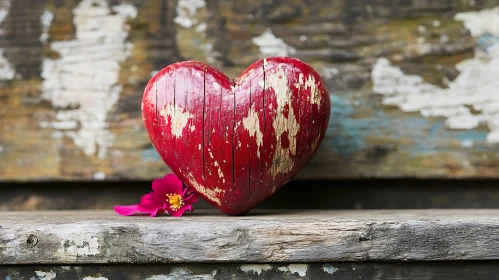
[1, 0, 499, 181]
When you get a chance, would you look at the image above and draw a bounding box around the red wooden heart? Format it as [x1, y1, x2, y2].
[142, 57, 330, 215]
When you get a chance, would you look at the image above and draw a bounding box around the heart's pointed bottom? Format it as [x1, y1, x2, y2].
[212, 205, 253, 216]
[227, 209, 252, 216]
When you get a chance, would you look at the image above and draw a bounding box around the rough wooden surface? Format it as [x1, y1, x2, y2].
[3, 262, 499, 280]
[2, 0, 499, 181]
[2, 210, 499, 264]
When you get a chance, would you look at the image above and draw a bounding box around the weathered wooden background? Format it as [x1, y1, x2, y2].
[1, 0, 499, 181]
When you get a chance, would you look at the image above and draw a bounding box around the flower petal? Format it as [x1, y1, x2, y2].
[184, 192, 198, 205]
[138, 193, 163, 215]
[170, 207, 188, 217]
[164, 173, 184, 194]
[151, 178, 169, 202]
[151, 174, 184, 202]
[114, 205, 140, 216]
[150, 207, 164, 217]
[167, 204, 194, 217]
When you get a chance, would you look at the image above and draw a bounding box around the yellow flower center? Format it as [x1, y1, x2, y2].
[166, 193, 184, 211]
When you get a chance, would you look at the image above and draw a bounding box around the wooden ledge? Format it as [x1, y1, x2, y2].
[1, 209, 498, 264]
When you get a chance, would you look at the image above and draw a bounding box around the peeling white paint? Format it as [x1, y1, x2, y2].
[174, 0, 215, 64]
[40, 9, 54, 43]
[83, 277, 108, 280]
[145, 267, 215, 280]
[51, 120, 77, 130]
[112, 3, 138, 19]
[0, 0, 9, 24]
[144, 276, 171, 280]
[305, 74, 321, 107]
[462, 139, 474, 148]
[0, 0, 14, 80]
[187, 173, 222, 206]
[93, 171, 106, 180]
[372, 7, 499, 143]
[159, 103, 193, 138]
[41, 0, 137, 158]
[294, 73, 304, 91]
[0, 50, 15, 80]
[322, 264, 339, 274]
[214, 161, 224, 180]
[278, 264, 308, 277]
[192, 68, 202, 78]
[58, 235, 100, 257]
[252, 29, 296, 57]
[455, 7, 499, 37]
[52, 131, 64, 139]
[238, 68, 254, 86]
[266, 63, 300, 177]
[243, 104, 263, 157]
[35, 271, 56, 280]
[322, 67, 339, 80]
[174, 0, 206, 28]
[240, 264, 272, 275]
[195, 22, 207, 32]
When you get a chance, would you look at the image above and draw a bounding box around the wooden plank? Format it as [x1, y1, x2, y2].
[2, 210, 499, 264]
[3, 262, 499, 280]
[2, 0, 499, 181]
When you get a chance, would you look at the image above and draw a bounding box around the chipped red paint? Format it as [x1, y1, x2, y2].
[142, 57, 330, 215]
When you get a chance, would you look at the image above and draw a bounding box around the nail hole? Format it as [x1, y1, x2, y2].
[27, 235, 38, 248]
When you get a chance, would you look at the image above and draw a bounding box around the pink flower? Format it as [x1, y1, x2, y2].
[114, 174, 198, 217]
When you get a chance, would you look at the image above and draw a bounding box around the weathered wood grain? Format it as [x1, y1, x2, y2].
[2, 0, 499, 181]
[2, 210, 499, 264]
[3, 262, 499, 280]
